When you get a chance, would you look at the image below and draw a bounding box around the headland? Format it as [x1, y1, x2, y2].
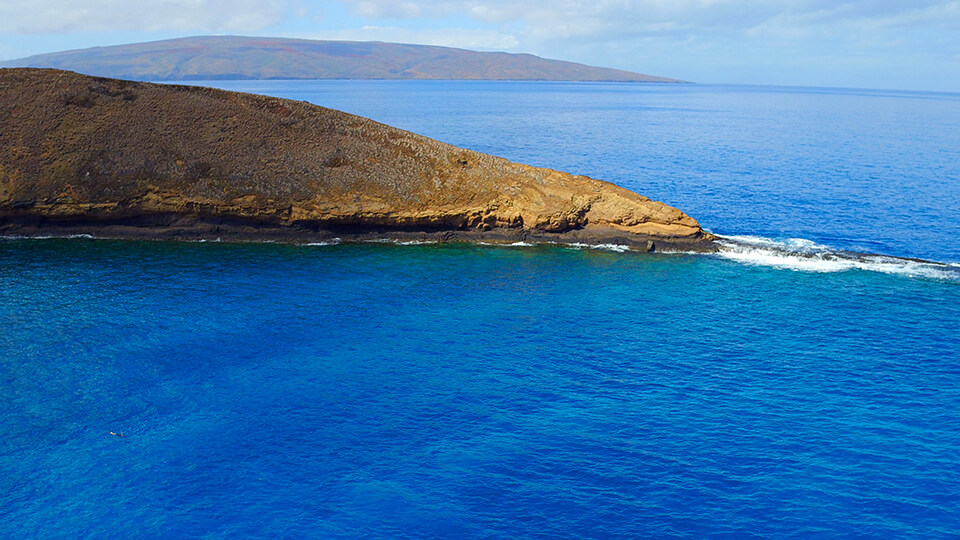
[0, 68, 714, 252]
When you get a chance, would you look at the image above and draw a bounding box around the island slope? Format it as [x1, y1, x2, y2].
[0, 68, 713, 251]
[0, 36, 682, 83]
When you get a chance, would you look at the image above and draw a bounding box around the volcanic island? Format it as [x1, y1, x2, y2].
[0, 68, 714, 252]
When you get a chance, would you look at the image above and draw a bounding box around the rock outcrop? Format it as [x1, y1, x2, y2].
[0, 68, 714, 251]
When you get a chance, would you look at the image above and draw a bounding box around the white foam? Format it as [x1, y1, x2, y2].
[719, 234, 830, 252]
[567, 242, 632, 253]
[308, 238, 438, 246]
[305, 238, 341, 246]
[475, 241, 535, 247]
[395, 240, 438, 245]
[715, 235, 959, 281]
[1, 233, 96, 240]
[654, 249, 700, 255]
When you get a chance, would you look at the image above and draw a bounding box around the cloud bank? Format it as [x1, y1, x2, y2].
[2, 0, 958, 89]
[6, 0, 958, 38]
[0, 0, 288, 33]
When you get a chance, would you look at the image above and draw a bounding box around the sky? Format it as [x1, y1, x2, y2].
[1, 0, 959, 91]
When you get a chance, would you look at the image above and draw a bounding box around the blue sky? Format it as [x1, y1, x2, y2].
[2, 0, 959, 91]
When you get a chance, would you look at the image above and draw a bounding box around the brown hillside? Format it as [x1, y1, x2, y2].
[0, 68, 712, 250]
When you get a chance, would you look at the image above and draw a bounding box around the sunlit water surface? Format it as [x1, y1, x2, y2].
[2, 81, 959, 537]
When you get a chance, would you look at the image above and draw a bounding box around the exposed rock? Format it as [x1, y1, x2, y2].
[0, 68, 714, 251]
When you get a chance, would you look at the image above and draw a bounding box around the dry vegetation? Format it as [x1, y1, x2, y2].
[0, 68, 711, 250]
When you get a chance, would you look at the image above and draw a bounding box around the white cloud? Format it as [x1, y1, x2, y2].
[352, 1, 426, 18]
[293, 26, 520, 51]
[4, 0, 958, 43]
[336, 0, 960, 40]
[863, 1, 960, 30]
[2, 0, 959, 89]
[0, 0, 288, 33]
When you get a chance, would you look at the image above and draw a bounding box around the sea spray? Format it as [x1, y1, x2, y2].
[715, 235, 960, 281]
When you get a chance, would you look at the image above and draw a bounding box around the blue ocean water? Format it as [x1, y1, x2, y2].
[2, 82, 960, 537]
[198, 80, 960, 263]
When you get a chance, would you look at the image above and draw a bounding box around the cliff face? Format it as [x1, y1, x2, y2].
[0, 68, 713, 250]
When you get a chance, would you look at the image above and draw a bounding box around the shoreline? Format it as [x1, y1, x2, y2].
[0, 215, 718, 253]
[4, 217, 956, 267]
[1, 69, 712, 257]
[4, 224, 958, 281]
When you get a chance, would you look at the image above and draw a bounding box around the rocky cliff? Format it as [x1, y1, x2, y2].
[0, 68, 713, 251]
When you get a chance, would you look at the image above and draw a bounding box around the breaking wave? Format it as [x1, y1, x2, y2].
[475, 241, 535, 247]
[715, 235, 960, 281]
[304, 238, 341, 246]
[394, 240, 438, 245]
[1, 233, 96, 240]
[566, 242, 632, 253]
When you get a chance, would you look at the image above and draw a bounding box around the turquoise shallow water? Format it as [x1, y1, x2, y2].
[3, 81, 960, 537]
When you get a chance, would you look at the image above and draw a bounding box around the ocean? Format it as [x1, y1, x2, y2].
[2, 81, 959, 537]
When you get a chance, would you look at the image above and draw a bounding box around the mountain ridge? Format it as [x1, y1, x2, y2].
[0, 35, 684, 82]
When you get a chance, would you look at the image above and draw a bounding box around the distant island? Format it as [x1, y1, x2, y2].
[0, 36, 684, 83]
[0, 68, 711, 250]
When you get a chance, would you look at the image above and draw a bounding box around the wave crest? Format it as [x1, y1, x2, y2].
[715, 235, 959, 281]
[304, 238, 341, 246]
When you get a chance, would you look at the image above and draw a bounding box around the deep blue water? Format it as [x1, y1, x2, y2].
[3, 82, 960, 537]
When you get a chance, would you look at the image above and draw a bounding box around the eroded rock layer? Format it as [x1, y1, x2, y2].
[0, 68, 714, 251]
